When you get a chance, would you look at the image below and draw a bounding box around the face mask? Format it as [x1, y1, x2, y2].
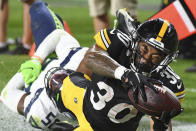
[136, 61, 152, 74]
[134, 49, 154, 75]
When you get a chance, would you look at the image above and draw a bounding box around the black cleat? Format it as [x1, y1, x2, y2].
[0, 45, 9, 54]
[116, 8, 138, 36]
[8, 44, 30, 55]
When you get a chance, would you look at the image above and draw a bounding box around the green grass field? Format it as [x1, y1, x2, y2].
[0, 0, 196, 125]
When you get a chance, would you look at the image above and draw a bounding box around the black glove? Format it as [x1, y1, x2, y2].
[152, 116, 169, 131]
[121, 69, 162, 103]
[152, 108, 184, 131]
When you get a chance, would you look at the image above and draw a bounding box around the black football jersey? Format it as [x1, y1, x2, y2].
[83, 74, 144, 131]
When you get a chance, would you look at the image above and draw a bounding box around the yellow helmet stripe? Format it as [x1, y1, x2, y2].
[156, 20, 169, 42]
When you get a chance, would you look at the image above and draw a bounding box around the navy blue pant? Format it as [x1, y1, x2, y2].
[30, 1, 65, 50]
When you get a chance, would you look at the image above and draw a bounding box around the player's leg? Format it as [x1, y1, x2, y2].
[88, 0, 110, 33]
[29, 1, 83, 60]
[9, 0, 34, 54]
[0, 0, 9, 53]
[21, 1, 33, 51]
[111, 0, 138, 17]
[30, 1, 64, 50]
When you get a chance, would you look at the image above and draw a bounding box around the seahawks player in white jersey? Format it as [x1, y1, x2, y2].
[1, 29, 88, 129]
[1, 1, 87, 130]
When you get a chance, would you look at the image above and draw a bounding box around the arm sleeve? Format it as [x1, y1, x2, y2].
[0, 73, 26, 113]
[34, 29, 80, 60]
[93, 28, 129, 60]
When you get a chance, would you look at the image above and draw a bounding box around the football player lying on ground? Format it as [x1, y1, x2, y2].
[0, 2, 85, 129]
[1, 1, 83, 130]
[1, 2, 185, 131]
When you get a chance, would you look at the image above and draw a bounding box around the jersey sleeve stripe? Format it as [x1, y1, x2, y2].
[175, 91, 185, 104]
[177, 94, 185, 99]
[94, 32, 107, 50]
[175, 90, 185, 97]
[60, 47, 82, 67]
[100, 30, 109, 48]
[24, 88, 44, 118]
[103, 29, 111, 45]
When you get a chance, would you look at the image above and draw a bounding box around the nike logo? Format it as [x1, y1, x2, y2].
[177, 82, 182, 89]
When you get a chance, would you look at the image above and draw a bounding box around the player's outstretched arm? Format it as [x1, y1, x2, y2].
[83, 45, 121, 78]
[83, 45, 162, 102]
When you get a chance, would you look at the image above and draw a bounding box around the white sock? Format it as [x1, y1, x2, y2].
[0, 42, 7, 48]
[23, 44, 32, 50]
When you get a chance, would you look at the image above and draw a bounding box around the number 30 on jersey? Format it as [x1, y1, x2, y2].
[90, 81, 138, 123]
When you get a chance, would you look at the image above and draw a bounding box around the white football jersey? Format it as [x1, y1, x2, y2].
[23, 47, 88, 129]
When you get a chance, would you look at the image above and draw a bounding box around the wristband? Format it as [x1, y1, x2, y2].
[32, 55, 43, 64]
[114, 66, 127, 80]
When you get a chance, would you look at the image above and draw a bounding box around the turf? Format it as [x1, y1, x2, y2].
[0, 0, 196, 124]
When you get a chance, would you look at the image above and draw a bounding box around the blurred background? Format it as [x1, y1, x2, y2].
[0, 0, 196, 129]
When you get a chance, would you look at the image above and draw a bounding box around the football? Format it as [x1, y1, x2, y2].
[128, 85, 181, 117]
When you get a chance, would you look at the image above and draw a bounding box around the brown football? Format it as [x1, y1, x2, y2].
[128, 85, 181, 117]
